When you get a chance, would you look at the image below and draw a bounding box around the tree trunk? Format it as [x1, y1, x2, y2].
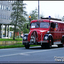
[13, 25, 16, 40]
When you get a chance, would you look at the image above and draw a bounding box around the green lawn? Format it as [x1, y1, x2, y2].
[0, 38, 22, 41]
[0, 43, 40, 49]
[0, 38, 40, 49]
[0, 44, 24, 49]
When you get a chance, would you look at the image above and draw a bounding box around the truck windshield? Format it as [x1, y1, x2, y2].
[31, 22, 49, 28]
[31, 22, 39, 28]
[40, 22, 49, 28]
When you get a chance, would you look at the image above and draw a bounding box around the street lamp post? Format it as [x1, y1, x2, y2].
[38, 0, 39, 19]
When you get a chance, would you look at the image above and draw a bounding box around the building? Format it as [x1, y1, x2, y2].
[0, 1, 14, 38]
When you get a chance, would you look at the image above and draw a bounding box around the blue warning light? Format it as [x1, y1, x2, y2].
[49, 16, 51, 18]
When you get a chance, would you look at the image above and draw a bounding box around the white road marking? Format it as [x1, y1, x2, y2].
[0, 53, 20, 57]
[0, 45, 58, 51]
[0, 45, 63, 58]
[19, 53, 29, 56]
[0, 50, 49, 58]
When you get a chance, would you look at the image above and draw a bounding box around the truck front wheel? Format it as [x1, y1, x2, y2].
[47, 37, 53, 49]
[25, 44, 30, 49]
[58, 44, 63, 47]
[61, 37, 64, 47]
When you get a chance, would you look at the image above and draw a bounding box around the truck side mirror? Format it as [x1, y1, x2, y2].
[53, 24, 55, 28]
[27, 24, 28, 29]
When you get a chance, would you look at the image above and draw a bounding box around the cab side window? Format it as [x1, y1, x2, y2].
[51, 22, 56, 29]
[55, 23, 58, 28]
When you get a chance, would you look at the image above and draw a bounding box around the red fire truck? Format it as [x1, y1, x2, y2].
[23, 17, 64, 49]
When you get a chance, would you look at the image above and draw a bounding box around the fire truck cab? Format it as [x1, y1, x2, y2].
[23, 17, 64, 49]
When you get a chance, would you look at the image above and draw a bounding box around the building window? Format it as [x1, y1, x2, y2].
[7, 16, 9, 20]
[8, 7, 10, 11]
[4, 6, 6, 10]
[4, 15, 6, 19]
[11, 1, 13, 3]
[3, 15, 4, 19]
[1, 15, 3, 19]
[6, 6, 8, 10]
[0, 4, 1, 9]
[0, 15, 1, 19]
[3, 15, 5, 19]
[9, 17, 11, 20]
[2, 5, 4, 10]
[8, 6, 10, 11]
[5, 16, 6, 19]
[13, 1, 14, 3]
[9, 17, 10, 20]
[7, 6, 8, 10]
[9, 1, 10, 2]
[3, 6, 4, 10]
[3, 5, 11, 11]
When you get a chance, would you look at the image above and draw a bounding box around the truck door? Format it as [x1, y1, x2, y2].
[58, 23, 62, 40]
[50, 22, 58, 41]
[55, 23, 59, 40]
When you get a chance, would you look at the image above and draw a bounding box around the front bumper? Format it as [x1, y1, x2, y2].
[23, 40, 48, 45]
[38, 40, 48, 43]
[38, 40, 48, 45]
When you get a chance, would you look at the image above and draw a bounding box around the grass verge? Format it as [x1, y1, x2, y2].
[0, 38, 22, 41]
[0, 45, 24, 49]
[0, 44, 40, 49]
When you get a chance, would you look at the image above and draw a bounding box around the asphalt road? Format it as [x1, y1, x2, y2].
[0, 45, 64, 63]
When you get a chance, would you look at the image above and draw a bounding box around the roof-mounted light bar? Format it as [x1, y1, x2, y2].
[41, 17, 62, 21]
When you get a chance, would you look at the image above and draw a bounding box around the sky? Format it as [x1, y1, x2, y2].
[23, 1, 64, 19]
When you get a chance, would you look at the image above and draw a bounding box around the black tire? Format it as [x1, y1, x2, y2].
[41, 45, 43, 48]
[47, 43, 52, 49]
[41, 43, 51, 49]
[61, 37, 64, 47]
[41, 36, 53, 49]
[25, 44, 30, 49]
[47, 36, 53, 49]
[41, 44, 45, 49]
[58, 44, 63, 47]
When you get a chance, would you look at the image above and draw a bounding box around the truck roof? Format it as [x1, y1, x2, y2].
[31, 19, 64, 24]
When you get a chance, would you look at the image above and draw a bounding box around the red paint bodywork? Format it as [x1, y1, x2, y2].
[27, 19, 64, 43]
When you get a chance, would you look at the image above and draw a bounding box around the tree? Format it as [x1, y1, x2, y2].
[23, 23, 29, 34]
[11, 1, 27, 40]
[29, 9, 38, 21]
[10, 27, 14, 31]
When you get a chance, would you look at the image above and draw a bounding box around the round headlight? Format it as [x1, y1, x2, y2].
[47, 31, 50, 34]
[24, 37, 26, 40]
[44, 36, 48, 40]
